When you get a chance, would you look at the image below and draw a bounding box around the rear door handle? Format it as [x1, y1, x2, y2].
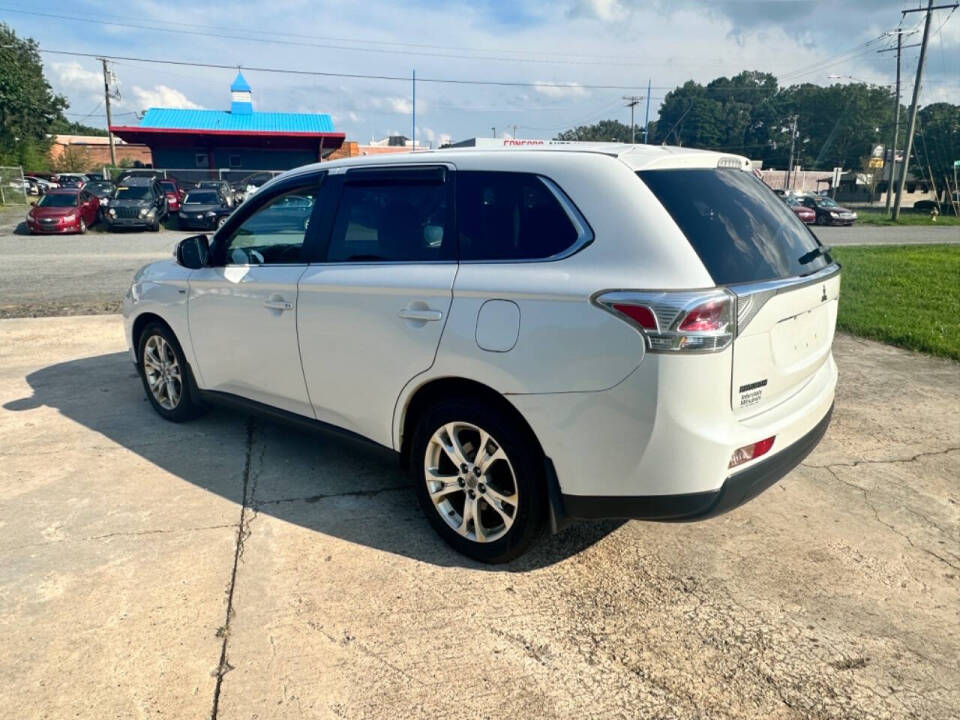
[398, 308, 443, 322]
[264, 300, 294, 311]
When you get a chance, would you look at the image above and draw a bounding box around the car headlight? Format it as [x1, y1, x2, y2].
[139, 207, 149, 218]
[205, 211, 217, 217]
[830, 211, 839, 217]
[64, 213, 77, 221]
[107, 207, 116, 217]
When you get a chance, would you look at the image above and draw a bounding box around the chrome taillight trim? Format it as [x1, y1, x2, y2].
[728, 262, 841, 334]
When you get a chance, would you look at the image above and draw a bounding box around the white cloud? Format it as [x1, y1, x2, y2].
[52, 62, 103, 94]
[129, 85, 202, 111]
[568, 0, 629, 22]
[532, 82, 589, 99]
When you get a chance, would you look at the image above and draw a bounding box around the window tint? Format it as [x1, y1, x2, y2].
[223, 187, 320, 265]
[325, 180, 451, 262]
[637, 169, 832, 285]
[456, 172, 580, 261]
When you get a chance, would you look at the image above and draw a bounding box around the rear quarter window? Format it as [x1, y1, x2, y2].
[456, 171, 584, 261]
[638, 168, 832, 284]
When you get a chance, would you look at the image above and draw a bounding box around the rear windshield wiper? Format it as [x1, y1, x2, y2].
[798, 244, 832, 265]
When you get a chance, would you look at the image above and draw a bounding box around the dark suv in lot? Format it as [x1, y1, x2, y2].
[105, 178, 168, 231]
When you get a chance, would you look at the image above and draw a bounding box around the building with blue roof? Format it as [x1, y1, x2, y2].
[110, 72, 345, 171]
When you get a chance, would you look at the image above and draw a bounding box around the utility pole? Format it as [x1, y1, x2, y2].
[623, 95, 642, 143]
[785, 115, 798, 191]
[643, 78, 651, 143]
[880, 31, 904, 213]
[511, 124, 518, 139]
[893, 0, 957, 219]
[411, 69, 416, 151]
[100, 58, 117, 167]
[491, 127, 496, 138]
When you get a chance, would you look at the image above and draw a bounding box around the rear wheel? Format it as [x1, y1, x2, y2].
[137, 322, 205, 422]
[411, 399, 545, 563]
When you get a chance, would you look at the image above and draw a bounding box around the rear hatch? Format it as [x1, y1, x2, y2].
[638, 167, 839, 417]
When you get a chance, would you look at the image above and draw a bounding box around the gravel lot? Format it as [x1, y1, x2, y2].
[0, 206, 957, 319]
[0, 314, 957, 718]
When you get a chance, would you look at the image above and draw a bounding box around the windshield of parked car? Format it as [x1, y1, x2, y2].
[36, 194, 78, 207]
[638, 168, 832, 284]
[114, 186, 153, 200]
[814, 197, 839, 208]
[87, 182, 115, 195]
[184, 191, 220, 205]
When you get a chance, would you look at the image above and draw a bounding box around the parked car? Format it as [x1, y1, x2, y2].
[124, 146, 839, 562]
[85, 180, 117, 213]
[196, 180, 235, 208]
[176, 189, 233, 230]
[796, 195, 857, 225]
[116, 169, 165, 183]
[159, 180, 187, 213]
[56, 174, 87, 189]
[785, 196, 816, 223]
[234, 172, 273, 202]
[104, 178, 168, 231]
[913, 200, 958, 216]
[26, 188, 99, 234]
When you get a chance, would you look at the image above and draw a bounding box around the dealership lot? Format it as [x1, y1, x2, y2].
[0, 314, 957, 718]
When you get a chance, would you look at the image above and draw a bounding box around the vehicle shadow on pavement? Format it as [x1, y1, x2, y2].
[4, 352, 622, 570]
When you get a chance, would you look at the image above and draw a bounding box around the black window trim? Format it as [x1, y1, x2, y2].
[456, 172, 594, 265]
[210, 170, 328, 267]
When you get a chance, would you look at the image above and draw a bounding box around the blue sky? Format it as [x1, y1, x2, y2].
[2, 0, 958, 145]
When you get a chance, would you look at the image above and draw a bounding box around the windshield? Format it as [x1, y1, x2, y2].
[638, 168, 832, 284]
[115, 186, 153, 200]
[36, 194, 78, 208]
[815, 197, 839, 207]
[88, 182, 114, 194]
[184, 191, 219, 205]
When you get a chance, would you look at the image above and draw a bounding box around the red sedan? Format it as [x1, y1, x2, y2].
[786, 196, 816, 224]
[160, 180, 186, 213]
[26, 189, 99, 234]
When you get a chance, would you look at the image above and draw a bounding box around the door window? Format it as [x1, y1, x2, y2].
[456, 172, 582, 261]
[222, 187, 321, 265]
[325, 177, 452, 262]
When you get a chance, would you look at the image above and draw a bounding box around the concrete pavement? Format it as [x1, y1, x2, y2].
[0, 314, 958, 718]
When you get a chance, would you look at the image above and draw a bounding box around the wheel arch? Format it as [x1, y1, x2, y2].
[131, 311, 174, 361]
[397, 376, 544, 471]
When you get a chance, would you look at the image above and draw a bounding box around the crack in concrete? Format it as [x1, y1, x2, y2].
[254, 484, 410, 508]
[804, 446, 960, 471]
[814, 464, 960, 573]
[209, 417, 256, 720]
[1, 523, 238, 553]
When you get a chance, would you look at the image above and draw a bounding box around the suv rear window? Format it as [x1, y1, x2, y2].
[457, 172, 581, 261]
[638, 169, 832, 284]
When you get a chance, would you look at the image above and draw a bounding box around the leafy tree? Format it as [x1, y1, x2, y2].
[916, 103, 960, 201]
[53, 146, 93, 173]
[0, 23, 67, 167]
[556, 119, 634, 143]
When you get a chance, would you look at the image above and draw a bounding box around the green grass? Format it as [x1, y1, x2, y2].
[854, 208, 960, 226]
[831, 244, 960, 360]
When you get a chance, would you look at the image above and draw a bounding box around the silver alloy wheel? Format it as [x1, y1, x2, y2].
[142, 335, 182, 410]
[424, 421, 518, 543]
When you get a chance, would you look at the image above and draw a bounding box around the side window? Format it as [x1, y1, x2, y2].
[223, 186, 321, 265]
[325, 177, 451, 262]
[456, 172, 581, 261]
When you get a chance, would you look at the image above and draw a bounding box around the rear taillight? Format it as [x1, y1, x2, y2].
[729, 436, 775, 468]
[594, 289, 736, 353]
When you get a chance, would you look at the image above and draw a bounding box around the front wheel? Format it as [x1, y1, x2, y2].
[411, 400, 545, 563]
[815, 214, 827, 226]
[137, 322, 206, 422]
[78, 218, 87, 234]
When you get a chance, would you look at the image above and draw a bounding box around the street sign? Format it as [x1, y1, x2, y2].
[868, 157, 884, 168]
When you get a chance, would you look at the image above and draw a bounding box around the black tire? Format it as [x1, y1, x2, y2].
[410, 398, 545, 563]
[815, 214, 827, 226]
[78, 218, 87, 234]
[136, 322, 206, 422]
[151, 220, 161, 232]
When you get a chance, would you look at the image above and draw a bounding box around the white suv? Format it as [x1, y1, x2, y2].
[124, 145, 839, 563]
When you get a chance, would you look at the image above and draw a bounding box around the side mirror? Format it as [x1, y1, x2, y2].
[176, 234, 210, 269]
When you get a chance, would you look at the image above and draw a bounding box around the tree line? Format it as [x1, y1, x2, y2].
[0, 23, 105, 171]
[557, 71, 959, 196]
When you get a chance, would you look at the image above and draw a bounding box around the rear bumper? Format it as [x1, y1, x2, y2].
[561, 403, 833, 521]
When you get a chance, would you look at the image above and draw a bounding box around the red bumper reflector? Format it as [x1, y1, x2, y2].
[729, 436, 775, 469]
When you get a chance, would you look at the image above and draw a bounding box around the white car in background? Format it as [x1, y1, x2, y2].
[124, 145, 839, 563]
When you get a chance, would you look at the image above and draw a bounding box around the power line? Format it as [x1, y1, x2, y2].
[33, 48, 651, 90]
